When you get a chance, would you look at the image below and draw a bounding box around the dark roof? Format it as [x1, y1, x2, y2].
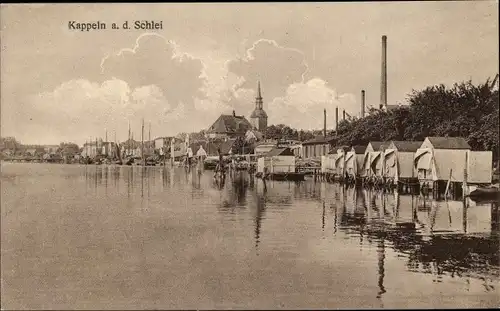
[351, 145, 366, 154]
[427, 137, 471, 149]
[250, 108, 268, 118]
[207, 114, 253, 134]
[302, 136, 336, 146]
[390, 141, 423, 152]
[266, 147, 294, 157]
[369, 141, 385, 151]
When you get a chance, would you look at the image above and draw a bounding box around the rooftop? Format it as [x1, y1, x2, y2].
[351, 145, 366, 154]
[369, 141, 386, 151]
[302, 135, 336, 146]
[266, 147, 294, 157]
[208, 113, 253, 134]
[427, 137, 471, 149]
[389, 140, 423, 152]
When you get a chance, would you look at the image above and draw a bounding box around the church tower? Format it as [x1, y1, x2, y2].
[250, 81, 268, 131]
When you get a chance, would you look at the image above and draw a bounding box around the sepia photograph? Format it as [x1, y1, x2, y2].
[1, 2, 499, 309]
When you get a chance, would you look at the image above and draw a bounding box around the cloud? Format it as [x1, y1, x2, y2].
[226, 39, 309, 101]
[100, 33, 207, 113]
[222, 39, 358, 130]
[19, 78, 219, 145]
[267, 78, 359, 130]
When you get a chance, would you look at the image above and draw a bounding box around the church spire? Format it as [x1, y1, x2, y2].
[255, 81, 263, 109]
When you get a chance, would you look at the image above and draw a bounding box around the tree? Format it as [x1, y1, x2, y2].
[58, 142, 80, 156]
[0, 137, 21, 151]
[231, 136, 249, 155]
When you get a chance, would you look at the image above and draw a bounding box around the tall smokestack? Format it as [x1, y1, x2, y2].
[380, 35, 387, 110]
[323, 109, 327, 138]
[361, 90, 366, 118]
[335, 107, 339, 131]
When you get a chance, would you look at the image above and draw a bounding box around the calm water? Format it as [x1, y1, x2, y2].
[1, 163, 499, 309]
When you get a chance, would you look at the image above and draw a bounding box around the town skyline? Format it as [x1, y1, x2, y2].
[1, 2, 498, 145]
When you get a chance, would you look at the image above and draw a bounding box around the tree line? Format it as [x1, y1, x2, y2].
[266, 77, 499, 160]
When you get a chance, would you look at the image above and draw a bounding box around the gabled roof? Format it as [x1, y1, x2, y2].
[389, 141, 423, 152]
[266, 147, 294, 157]
[302, 136, 336, 146]
[351, 145, 366, 154]
[368, 141, 386, 151]
[426, 137, 471, 150]
[207, 114, 253, 134]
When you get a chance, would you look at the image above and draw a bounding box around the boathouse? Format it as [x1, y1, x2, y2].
[370, 142, 388, 179]
[383, 141, 423, 185]
[302, 136, 336, 159]
[345, 145, 366, 178]
[414, 137, 493, 187]
[334, 146, 351, 176]
[414, 137, 471, 183]
[466, 151, 492, 184]
[411, 136, 491, 196]
[257, 147, 295, 174]
[361, 141, 385, 177]
[321, 151, 337, 177]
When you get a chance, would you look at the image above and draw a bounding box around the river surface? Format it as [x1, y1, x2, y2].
[1, 163, 499, 309]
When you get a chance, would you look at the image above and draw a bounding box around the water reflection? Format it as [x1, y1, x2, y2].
[81, 168, 499, 282]
[3, 163, 498, 309]
[254, 182, 267, 254]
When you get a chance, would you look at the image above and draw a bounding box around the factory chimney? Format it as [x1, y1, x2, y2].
[361, 90, 366, 118]
[335, 107, 339, 132]
[323, 109, 327, 138]
[380, 35, 387, 110]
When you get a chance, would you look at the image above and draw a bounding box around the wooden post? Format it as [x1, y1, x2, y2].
[463, 151, 468, 197]
[444, 169, 452, 199]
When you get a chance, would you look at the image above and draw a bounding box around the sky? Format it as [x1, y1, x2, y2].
[1, 2, 498, 145]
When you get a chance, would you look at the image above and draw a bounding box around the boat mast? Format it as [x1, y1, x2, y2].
[141, 118, 145, 163]
[128, 121, 131, 156]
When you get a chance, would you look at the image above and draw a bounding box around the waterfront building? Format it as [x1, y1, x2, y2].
[334, 146, 351, 176]
[383, 141, 423, 184]
[414, 137, 470, 183]
[361, 141, 385, 177]
[414, 137, 492, 186]
[82, 141, 102, 158]
[206, 110, 253, 140]
[321, 152, 337, 175]
[154, 136, 174, 153]
[345, 145, 366, 178]
[257, 147, 295, 174]
[302, 136, 336, 159]
[43, 145, 59, 155]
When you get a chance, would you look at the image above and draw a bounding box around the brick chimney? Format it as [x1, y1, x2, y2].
[380, 35, 387, 110]
[323, 109, 327, 138]
[361, 90, 366, 118]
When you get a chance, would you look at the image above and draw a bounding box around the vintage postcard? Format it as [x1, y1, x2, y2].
[1, 2, 499, 310]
